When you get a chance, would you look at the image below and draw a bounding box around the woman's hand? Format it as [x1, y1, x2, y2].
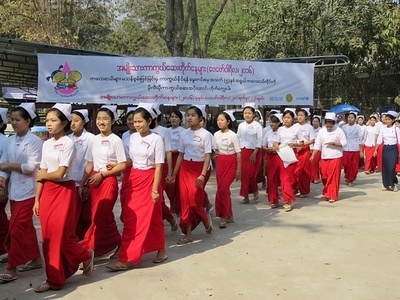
[151, 190, 160, 202]
[195, 175, 205, 188]
[88, 173, 103, 187]
[36, 169, 46, 182]
[79, 185, 90, 201]
[249, 152, 256, 162]
[33, 200, 40, 217]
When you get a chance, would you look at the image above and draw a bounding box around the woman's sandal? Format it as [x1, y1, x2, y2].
[239, 198, 249, 204]
[253, 193, 260, 203]
[283, 203, 292, 212]
[393, 185, 398, 192]
[106, 262, 128, 272]
[177, 236, 193, 245]
[219, 221, 227, 229]
[82, 249, 94, 277]
[206, 214, 213, 234]
[35, 281, 52, 293]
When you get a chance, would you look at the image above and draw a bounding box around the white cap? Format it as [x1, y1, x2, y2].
[275, 113, 283, 124]
[325, 112, 336, 121]
[312, 115, 322, 122]
[72, 109, 89, 123]
[152, 103, 162, 116]
[126, 106, 136, 114]
[357, 115, 365, 120]
[284, 108, 297, 117]
[100, 105, 118, 120]
[300, 107, 311, 116]
[0, 108, 8, 124]
[348, 111, 358, 116]
[194, 105, 207, 119]
[52, 103, 72, 121]
[386, 110, 399, 118]
[224, 110, 236, 122]
[19, 103, 36, 119]
[243, 102, 256, 109]
[137, 102, 157, 119]
[270, 109, 281, 114]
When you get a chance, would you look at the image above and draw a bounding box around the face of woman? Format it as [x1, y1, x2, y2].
[312, 118, 320, 128]
[70, 113, 85, 133]
[283, 113, 294, 127]
[10, 111, 30, 136]
[270, 121, 280, 131]
[186, 109, 201, 127]
[357, 118, 364, 125]
[347, 114, 356, 124]
[369, 118, 376, 126]
[243, 108, 254, 123]
[46, 111, 65, 136]
[297, 112, 306, 124]
[96, 111, 114, 134]
[169, 113, 181, 128]
[216, 114, 229, 130]
[126, 113, 135, 131]
[133, 112, 151, 134]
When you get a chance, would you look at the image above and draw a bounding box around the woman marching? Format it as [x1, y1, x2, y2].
[293, 108, 315, 197]
[33, 104, 94, 293]
[165, 110, 185, 216]
[0, 108, 9, 263]
[106, 104, 167, 271]
[363, 115, 378, 174]
[374, 111, 400, 192]
[213, 111, 241, 228]
[169, 105, 213, 244]
[69, 109, 94, 240]
[273, 109, 304, 212]
[79, 105, 126, 258]
[237, 103, 263, 204]
[310, 112, 347, 203]
[262, 113, 282, 208]
[342, 112, 363, 187]
[0, 104, 43, 283]
[310, 115, 322, 184]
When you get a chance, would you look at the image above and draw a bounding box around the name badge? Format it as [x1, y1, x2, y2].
[222, 138, 229, 145]
[101, 140, 110, 147]
[193, 135, 202, 143]
[54, 143, 63, 151]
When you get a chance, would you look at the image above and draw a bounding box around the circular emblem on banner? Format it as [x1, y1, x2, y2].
[286, 94, 293, 102]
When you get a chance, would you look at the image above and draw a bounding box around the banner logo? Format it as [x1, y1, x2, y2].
[46, 62, 82, 97]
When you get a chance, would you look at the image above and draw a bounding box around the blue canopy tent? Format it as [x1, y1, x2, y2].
[329, 104, 360, 115]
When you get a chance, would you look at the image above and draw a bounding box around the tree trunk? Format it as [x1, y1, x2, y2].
[203, 0, 228, 58]
[190, 0, 201, 57]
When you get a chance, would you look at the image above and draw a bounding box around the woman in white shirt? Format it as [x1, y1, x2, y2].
[374, 111, 400, 191]
[273, 110, 304, 212]
[363, 115, 378, 174]
[237, 105, 263, 204]
[165, 110, 185, 216]
[310, 115, 322, 184]
[170, 106, 213, 244]
[0, 108, 9, 264]
[0, 104, 43, 283]
[79, 106, 126, 258]
[33, 104, 94, 293]
[311, 113, 347, 202]
[293, 109, 315, 197]
[213, 111, 241, 228]
[106, 106, 167, 271]
[342, 112, 363, 187]
[68, 109, 94, 240]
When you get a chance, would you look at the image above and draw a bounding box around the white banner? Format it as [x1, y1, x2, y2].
[37, 54, 314, 106]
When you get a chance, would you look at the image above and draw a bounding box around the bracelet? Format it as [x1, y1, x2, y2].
[200, 174, 206, 177]
[152, 190, 159, 194]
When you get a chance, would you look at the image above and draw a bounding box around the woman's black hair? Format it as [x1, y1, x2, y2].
[298, 109, 309, 117]
[369, 115, 377, 120]
[98, 107, 115, 121]
[11, 106, 36, 128]
[126, 109, 135, 118]
[325, 119, 336, 125]
[134, 107, 155, 129]
[47, 108, 71, 132]
[269, 115, 282, 126]
[188, 106, 204, 122]
[171, 110, 183, 125]
[242, 106, 256, 115]
[283, 110, 295, 119]
[312, 116, 321, 123]
[71, 111, 89, 129]
[0, 114, 6, 133]
[216, 111, 234, 130]
[386, 114, 396, 123]
[348, 112, 357, 118]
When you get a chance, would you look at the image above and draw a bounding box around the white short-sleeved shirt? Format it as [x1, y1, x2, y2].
[122, 130, 134, 158]
[262, 125, 272, 139]
[213, 130, 241, 155]
[169, 126, 185, 151]
[358, 124, 366, 142]
[364, 125, 377, 147]
[310, 127, 321, 150]
[313, 126, 347, 159]
[40, 136, 75, 182]
[377, 126, 400, 145]
[342, 124, 363, 151]
[0, 133, 7, 159]
[294, 123, 315, 142]
[237, 121, 263, 149]
[129, 132, 165, 170]
[68, 130, 94, 185]
[262, 129, 279, 148]
[276, 125, 305, 146]
[85, 133, 126, 172]
[179, 128, 212, 161]
[152, 125, 172, 152]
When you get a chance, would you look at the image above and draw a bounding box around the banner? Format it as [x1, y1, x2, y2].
[37, 54, 314, 106]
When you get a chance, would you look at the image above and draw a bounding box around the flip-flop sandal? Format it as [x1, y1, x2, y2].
[177, 236, 193, 245]
[106, 262, 128, 272]
[253, 193, 260, 203]
[18, 263, 43, 272]
[153, 256, 168, 264]
[34, 281, 52, 293]
[0, 273, 17, 283]
[82, 249, 94, 276]
[239, 198, 249, 204]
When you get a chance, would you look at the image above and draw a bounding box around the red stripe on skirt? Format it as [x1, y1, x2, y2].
[321, 158, 342, 200]
[118, 168, 165, 264]
[179, 160, 208, 234]
[215, 154, 237, 219]
[5, 198, 40, 269]
[80, 172, 121, 257]
[40, 180, 91, 290]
